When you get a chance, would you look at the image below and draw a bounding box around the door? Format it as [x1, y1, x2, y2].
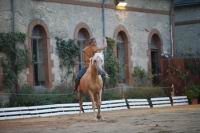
[151, 49, 160, 85]
[117, 32, 127, 83]
[32, 26, 46, 86]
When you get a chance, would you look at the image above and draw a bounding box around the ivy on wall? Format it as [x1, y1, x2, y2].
[56, 37, 119, 87]
[104, 37, 119, 87]
[0, 32, 28, 92]
[55, 37, 80, 82]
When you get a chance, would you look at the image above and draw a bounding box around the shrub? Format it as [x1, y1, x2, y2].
[132, 66, 148, 86]
[102, 89, 122, 100]
[125, 86, 167, 99]
[186, 85, 200, 103]
[8, 84, 79, 107]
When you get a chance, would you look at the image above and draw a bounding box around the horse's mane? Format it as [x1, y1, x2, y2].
[87, 52, 104, 74]
[92, 52, 104, 66]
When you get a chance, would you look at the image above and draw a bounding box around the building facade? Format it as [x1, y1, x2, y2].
[0, 0, 172, 89]
[174, 0, 200, 58]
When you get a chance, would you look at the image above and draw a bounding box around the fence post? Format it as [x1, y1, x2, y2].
[170, 84, 174, 106]
[148, 98, 153, 108]
[171, 84, 175, 96]
[125, 99, 130, 109]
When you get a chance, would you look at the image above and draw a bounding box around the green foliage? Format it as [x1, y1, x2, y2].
[125, 87, 166, 99]
[133, 66, 147, 79]
[186, 85, 200, 101]
[133, 66, 150, 86]
[55, 37, 79, 80]
[0, 32, 26, 53]
[7, 84, 123, 107]
[0, 32, 28, 91]
[8, 84, 79, 107]
[2, 62, 17, 91]
[168, 65, 189, 81]
[185, 62, 200, 76]
[55, 37, 79, 67]
[104, 37, 119, 87]
[102, 89, 122, 100]
[133, 66, 148, 86]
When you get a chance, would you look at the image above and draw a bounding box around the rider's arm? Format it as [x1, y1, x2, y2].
[96, 38, 107, 52]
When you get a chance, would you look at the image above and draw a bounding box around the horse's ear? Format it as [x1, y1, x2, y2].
[96, 51, 104, 56]
[99, 51, 104, 59]
[100, 51, 103, 54]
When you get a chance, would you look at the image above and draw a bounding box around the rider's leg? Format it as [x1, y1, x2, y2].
[74, 68, 87, 92]
[98, 69, 106, 90]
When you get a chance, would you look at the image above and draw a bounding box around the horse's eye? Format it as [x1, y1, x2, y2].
[94, 60, 97, 63]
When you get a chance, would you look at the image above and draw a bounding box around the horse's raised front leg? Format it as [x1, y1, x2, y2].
[79, 92, 84, 114]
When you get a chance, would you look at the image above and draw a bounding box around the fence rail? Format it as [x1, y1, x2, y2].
[151, 97, 172, 108]
[172, 96, 189, 106]
[127, 99, 150, 109]
[0, 96, 189, 120]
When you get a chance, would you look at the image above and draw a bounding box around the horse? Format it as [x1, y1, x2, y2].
[78, 52, 104, 120]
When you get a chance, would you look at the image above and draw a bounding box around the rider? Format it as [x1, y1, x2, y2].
[74, 37, 107, 92]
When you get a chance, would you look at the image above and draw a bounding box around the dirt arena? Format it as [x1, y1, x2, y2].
[0, 105, 200, 133]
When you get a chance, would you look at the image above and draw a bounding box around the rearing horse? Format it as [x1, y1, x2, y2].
[78, 52, 104, 120]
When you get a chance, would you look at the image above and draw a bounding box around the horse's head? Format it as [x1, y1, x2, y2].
[91, 52, 104, 71]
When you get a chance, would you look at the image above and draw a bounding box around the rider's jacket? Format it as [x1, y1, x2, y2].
[83, 44, 98, 68]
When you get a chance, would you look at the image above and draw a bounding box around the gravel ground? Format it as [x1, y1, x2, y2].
[0, 105, 200, 133]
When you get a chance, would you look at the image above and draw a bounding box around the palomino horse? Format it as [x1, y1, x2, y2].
[78, 52, 104, 120]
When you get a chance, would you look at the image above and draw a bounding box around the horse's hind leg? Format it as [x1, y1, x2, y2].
[79, 93, 84, 114]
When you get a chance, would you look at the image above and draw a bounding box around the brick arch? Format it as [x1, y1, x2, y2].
[74, 22, 92, 39]
[73, 22, 93, 71]
[148, 29, 163, 52]
[147, 29, 163, 85]
[113, 25, 132, 85]
[27, 19, 54, 89]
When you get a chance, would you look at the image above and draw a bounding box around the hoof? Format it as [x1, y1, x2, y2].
[96, 115, 102, 120]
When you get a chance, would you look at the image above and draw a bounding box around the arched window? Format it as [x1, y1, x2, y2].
[77, 28, 90, 69]
[117, 31, 128, 83]
[150, 34, 162, 85]
[28, 20, 53, 89]
[31, 25, 46, 86]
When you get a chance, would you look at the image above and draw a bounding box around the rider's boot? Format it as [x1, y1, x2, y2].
[74, 79, 80, 92]
[102, 79, 105, 92]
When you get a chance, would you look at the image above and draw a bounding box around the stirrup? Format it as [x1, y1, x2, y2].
[105, 74, 109, 79]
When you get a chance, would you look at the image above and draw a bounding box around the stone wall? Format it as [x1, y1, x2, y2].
[0, 0, 171, 88]
[0, 0, 12, 32]
[174, 6, 200, 58]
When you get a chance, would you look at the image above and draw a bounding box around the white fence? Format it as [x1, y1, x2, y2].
[127, 99, 150, 109]
[172, 96, 189, 106]
[101, 99, 127, 111]
[0, 96, 189, 120]
[151, 97, 172, 108]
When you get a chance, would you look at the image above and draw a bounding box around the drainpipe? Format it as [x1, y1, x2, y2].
[170, 0, 174, 58]
[10, 0, 15, 32]
[11, 0, 18, 93]
[102, 0, 105, 39]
